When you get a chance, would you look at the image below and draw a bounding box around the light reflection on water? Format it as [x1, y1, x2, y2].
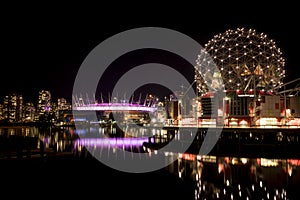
[0, 126, 36, 137]
[1, 126, 300, 199]
[0, 126, 78, 154]
[164, 152, 300, 200]
[72, 126, 300, 199]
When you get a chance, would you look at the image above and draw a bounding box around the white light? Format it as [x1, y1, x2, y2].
[260, 181, 263, 188]
[226, 180, 230, 186]
[241, 158, 248, 164]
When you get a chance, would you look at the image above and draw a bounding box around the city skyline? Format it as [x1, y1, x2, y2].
[2, 7, 300, 105]
[1, 6, 300, 199]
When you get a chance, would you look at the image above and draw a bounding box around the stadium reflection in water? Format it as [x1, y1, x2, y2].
[72, 125, 300, 200]
[1, 125, 300, 199]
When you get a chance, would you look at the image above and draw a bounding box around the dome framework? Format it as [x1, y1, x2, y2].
[195, 28, 285, 95]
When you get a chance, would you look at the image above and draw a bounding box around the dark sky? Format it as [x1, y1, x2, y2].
[1, 5, 299, 104]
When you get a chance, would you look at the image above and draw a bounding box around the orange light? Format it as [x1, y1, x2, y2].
[182, 153, 196, 161]
[218, 163, 224, 174]
[288, 159, 300, 166]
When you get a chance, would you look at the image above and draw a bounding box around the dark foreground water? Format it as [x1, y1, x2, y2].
[0, 125, 300, 199]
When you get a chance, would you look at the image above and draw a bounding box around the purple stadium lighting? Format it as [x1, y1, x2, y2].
[73, 103, 157, 112]
[74, 137, 153, 148]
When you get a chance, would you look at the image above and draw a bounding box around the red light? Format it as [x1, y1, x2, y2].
[182, 153, 196, 161]
[288, 159, 300, 166]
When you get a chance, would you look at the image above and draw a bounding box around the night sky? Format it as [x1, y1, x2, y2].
[1, 5, 299, 105]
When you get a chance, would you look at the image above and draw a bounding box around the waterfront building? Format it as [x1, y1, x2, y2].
[23, 102, 36, 122]
[0, 104, 3, 121]
[194, 27, 300, 127]
[57, 98, 71, 111]
[3, 93, 23, 122]
[36, 90, 51, 121]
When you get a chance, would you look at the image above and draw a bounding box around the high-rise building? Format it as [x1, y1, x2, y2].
[3, 94, 23, 122]
[57, 98, 71, 110]
[36, 90, 51, 121]
[23, 102, 36, 122]
[0, 104, 3, 120]
[56, 98, 72, 123]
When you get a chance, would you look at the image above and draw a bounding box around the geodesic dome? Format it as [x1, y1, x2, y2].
[195, 27, 285, 94]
